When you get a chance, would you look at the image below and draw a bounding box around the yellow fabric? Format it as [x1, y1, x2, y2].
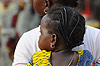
[26, 50, 52, 66]
[27, 63, 32, 66]
[76, 50, 84, 66]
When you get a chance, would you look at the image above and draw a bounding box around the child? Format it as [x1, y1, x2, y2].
[26, 6, 97, 66]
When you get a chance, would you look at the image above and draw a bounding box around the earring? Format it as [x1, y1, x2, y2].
[50, 43, 55, 49]
[44, 8, 47, 14]
[45, 0, 49, 5]
[44, 0, 49, 14]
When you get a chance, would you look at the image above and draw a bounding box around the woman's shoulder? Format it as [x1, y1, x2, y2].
[77, 50, 97, 66]
[77, 50, 93, 61]
[78, 50, 92, 56]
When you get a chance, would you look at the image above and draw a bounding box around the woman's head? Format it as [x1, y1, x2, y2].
[33, 0, 79, 16]
[39, 6, 85, 51]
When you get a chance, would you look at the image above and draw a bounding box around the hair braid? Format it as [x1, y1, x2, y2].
[46, 6, 85, 50]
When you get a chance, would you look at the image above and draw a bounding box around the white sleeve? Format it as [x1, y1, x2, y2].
[12, 28, 41, 66]
[72, 26, 100, 62]
[12, 33, 32, 66]
[95, 31, 100, 63]
[85, 26, 100, 62]
[84, 26, 100, 61]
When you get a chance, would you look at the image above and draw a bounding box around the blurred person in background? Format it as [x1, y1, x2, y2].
[6, 0, 26, 60]
[12, 0, 100, 66]
[7, 0, 40, 61]
[0, 0, 17, 35]
[75, 0, 92, 19]
[0, 0, 18, 66]
[81, 0, 92, 19]
[0, 34, 1, 57]
[16, 0, 40, 37]
[78, 0, 100, 28]
[91, 0, 100, 29]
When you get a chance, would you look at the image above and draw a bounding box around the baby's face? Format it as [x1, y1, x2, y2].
[38, 15, 53, 51]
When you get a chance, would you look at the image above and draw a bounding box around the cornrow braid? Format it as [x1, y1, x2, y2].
[58, 8, 70, 46]
[46, 6, 85, 50]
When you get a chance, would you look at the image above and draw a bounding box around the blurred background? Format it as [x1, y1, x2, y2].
[0, 0, 100, 66]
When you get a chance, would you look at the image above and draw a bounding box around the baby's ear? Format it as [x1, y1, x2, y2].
[51, 34, 57, 45]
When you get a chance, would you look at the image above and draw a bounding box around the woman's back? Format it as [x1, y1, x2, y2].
[51, 50, 79, 66]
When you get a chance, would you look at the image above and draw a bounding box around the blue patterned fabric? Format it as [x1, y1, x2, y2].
[78, 50, 97, 66]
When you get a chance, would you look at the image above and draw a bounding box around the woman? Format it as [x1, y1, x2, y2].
[12, 0, 100, 66]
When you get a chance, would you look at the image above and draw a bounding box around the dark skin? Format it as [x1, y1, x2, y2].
[33, 0, 55, 16]
[33, 0, 46, 16]
[39, 15, 79, 66]
[52, 51, 79, 66]
[33, 0, 100, 65]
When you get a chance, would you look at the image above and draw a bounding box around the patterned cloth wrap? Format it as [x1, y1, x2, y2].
[26, 50, 97, 66]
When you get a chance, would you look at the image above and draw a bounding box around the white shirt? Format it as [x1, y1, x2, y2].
[12, 25, 100, 66]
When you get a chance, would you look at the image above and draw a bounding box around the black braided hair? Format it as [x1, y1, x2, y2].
[45, 6, 85, 50]
[54, 0, 79, 7]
